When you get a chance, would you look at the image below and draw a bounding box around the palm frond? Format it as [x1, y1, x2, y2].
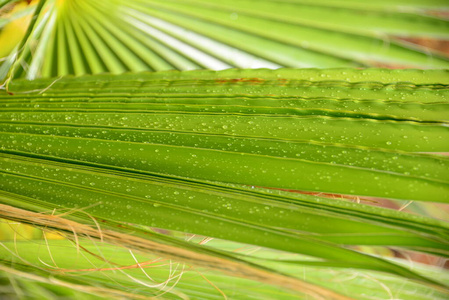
[1, 0, 449, 81]
[1, 69, 448, 299]
[1, 1, 448, 299]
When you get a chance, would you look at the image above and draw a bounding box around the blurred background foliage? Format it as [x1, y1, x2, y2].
[1, 0, 449, 81]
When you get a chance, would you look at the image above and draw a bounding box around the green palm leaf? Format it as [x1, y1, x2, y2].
[2, 69, 448, 201]
[1, 0, 449, 81]
[1, 235, 448, 300]
[1, 69, 448, 298]
[1, 1, 448, 299]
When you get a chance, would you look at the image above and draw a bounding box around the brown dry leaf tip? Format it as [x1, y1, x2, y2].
[270, 188, 377, 203]
[396, 37, 449, 56]
[215, 78, 266, 85]
[424, 11, 449, 19]
[0, 204, 354, 300]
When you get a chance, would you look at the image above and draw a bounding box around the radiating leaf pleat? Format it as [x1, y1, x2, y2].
[1, 69, 448, 203]
[3, 0, 449, 80]
[136, 0, 449, 68]
[183, 0, 449, 38]
[279, 0, 449, 11]
[0, 154, 447, 290]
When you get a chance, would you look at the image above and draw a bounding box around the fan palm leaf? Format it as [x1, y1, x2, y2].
[0, 1, 448, 299]
[1, 0, 449, 81]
